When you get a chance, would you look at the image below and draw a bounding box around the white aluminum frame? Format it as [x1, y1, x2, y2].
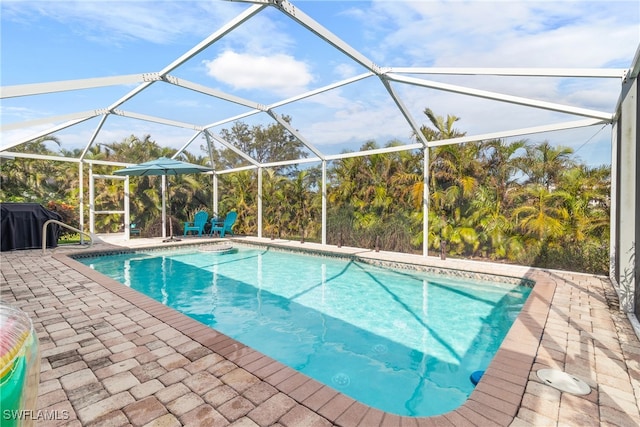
[0, 0, 637, 283]
[89, 172, 130, 239]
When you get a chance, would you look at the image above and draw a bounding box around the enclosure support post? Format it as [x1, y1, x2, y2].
[162, 175, 167, 238]
[423, 146, 430, 257]
[258, 167, 263, 238]
[612, 73, 638, 316]
[79, 161, 85, 244]
[213, 174, 218, 216]
[322, 160, 327, 246]
[611, 121, 619, 286]
[124, 176, 130, 240]
[89, 164, 95, 233]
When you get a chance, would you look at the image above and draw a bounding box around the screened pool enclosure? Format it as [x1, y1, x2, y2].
[1, 1, 639, 322]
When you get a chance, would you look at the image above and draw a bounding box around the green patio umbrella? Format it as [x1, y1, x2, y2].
[114, 157, 213, 242]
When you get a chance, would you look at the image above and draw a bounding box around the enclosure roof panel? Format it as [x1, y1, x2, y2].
[1, 0, 638, 167]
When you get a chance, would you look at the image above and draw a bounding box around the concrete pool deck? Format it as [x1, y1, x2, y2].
[1, 235, 639, 426]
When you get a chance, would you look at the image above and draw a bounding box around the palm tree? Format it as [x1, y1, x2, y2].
[262, 168, 288, 238]
[418, 109, 474, 254]
[284, 170, 315, 241]
[556, 165, 610, 243]
[469, 186, 523, 260]
[480, 139, 527, 210]
[327, 153, 370, 245]
[1, 113, 615, 272]
[510, 184, 570, 242]
[220, 170, 257, 234]
[418, 108, 464, 141]
[1, 136, 62, 201]
[519, 141, 575, 191]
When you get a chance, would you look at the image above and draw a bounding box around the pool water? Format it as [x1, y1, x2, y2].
[79, 246, 531, 417]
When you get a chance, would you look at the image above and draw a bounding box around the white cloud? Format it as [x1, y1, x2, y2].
[323, 0, 636, 164]
[301, 99, 411, 147]
[2, 0, 637, 167]
[92, 123, 195, 151]
[334, 62, 359, 79]
[1, 126, 54, 151]
[301, 90, 352, 110]
[203, 51, 315, 97]
[365, 1, 638, 69]
[0, 105, 47, 122]
[1, 0, 238, 45]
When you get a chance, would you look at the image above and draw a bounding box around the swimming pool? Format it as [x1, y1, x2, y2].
[78, 245, 532, 417]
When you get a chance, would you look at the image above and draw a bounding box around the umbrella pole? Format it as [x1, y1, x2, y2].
[163, 178, 181, 243]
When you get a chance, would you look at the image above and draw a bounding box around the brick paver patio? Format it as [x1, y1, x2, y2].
[1, 237, 639, 426]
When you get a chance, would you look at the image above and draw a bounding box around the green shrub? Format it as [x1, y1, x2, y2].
[46, 201, 78, 238]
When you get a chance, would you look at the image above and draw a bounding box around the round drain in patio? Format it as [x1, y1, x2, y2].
[536, 369, 591, 395]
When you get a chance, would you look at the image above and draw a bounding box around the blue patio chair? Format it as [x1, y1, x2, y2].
[209, 211, 237, 238]
[183, 210, 209, 236]
[130, 223, 141, 237]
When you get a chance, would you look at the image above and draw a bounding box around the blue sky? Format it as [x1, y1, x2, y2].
[1, 0, 639, 166]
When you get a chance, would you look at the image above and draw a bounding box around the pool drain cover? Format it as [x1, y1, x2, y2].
[536, 369, 591, 395]
[331, 373, 350, 388]
[372, 344, 388, 354]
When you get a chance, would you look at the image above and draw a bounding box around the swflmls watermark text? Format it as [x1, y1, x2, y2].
[2, 410, 70, 421]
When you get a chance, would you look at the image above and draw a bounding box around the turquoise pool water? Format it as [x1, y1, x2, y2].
[79, 246, 531, 417]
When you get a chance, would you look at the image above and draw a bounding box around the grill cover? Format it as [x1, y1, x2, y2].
[1, 203, 62, 251]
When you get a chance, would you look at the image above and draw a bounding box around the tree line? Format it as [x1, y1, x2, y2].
[0, 109, 610, 274]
